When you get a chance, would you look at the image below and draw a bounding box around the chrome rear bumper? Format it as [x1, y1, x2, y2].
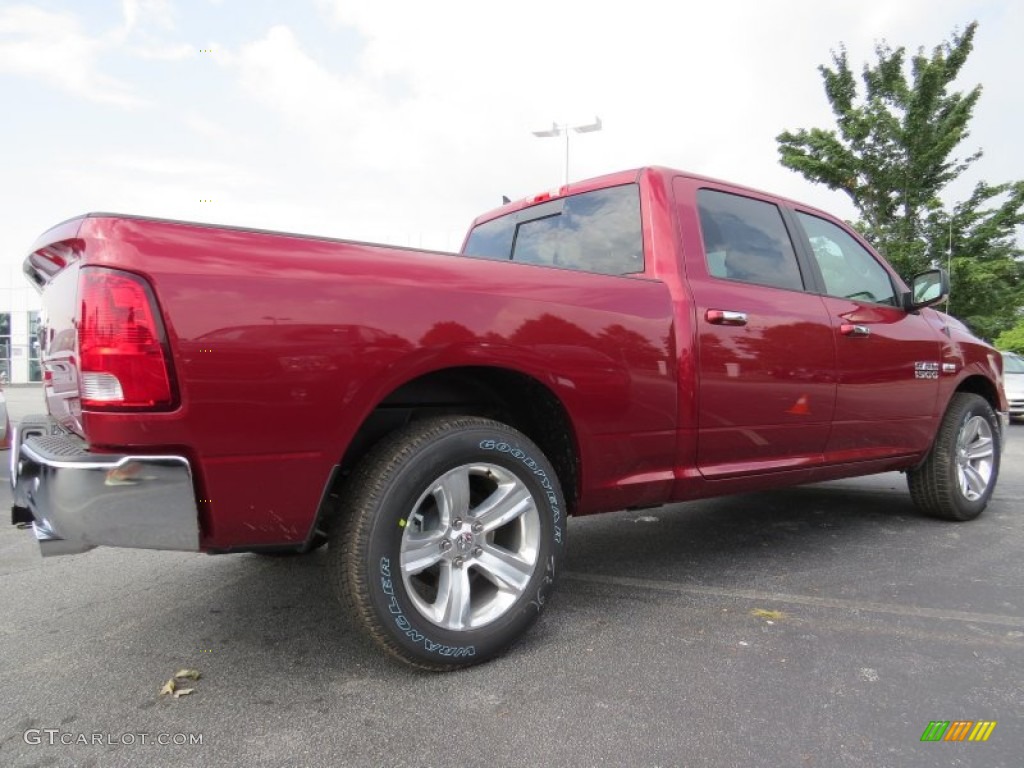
[10, 416, 200, 557]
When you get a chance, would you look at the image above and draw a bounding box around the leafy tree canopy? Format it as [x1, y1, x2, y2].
[777, 22, 1024, 340]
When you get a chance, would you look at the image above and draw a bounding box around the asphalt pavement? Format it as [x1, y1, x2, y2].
[1, 387, 1021, 767]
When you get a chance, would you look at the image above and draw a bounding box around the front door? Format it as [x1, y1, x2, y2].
[792, 210, 942, 460]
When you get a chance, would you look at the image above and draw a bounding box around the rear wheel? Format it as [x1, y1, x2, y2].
[328, 416, 565, 670]
[908, 393, 1001, 521]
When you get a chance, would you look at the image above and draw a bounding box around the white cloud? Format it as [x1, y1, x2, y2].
[232, 25, 379, 146]
[0, 2, 190, 107]
[117, 0, 189, 59]
[120, 0, 176, 35]
[0, 5, 144, 107]
[224, 24, 455, 199]
[182, 112, 234, 142]
[104, 152, 261, 184]
[129, 41, 195, 60]
[120, 0, 140, 34]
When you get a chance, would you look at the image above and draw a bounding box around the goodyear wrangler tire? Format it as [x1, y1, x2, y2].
[328, 416, 565, 670]
[907, 393, 1001, 521]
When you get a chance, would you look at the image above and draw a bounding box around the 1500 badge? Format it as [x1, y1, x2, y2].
[915, 361, 940, 379]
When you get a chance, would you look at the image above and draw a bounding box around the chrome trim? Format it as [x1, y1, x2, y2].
[706, 309, 748, 326]
[11, 422, 200, 558]
[10, 417, 53, 506]
[840, 324, 871, 337]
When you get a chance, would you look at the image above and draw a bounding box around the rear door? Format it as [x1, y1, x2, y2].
[674, 178, 837, 479]
[790, 210, 943, 460]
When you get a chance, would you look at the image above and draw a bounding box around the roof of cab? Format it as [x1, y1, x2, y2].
[468, 166, 836, 231]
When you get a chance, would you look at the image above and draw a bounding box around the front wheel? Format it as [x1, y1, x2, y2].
[328, 416, 566, 670]
[907, 393, 1001, 521]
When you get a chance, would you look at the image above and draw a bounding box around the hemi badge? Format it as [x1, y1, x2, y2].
[942, 363, 958, 374]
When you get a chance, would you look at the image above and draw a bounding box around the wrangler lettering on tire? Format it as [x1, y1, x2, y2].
[328, 416, 565, 670]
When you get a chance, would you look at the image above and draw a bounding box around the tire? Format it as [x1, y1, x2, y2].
[328, 416, 566, 670]
[908, 393, 1001, 521]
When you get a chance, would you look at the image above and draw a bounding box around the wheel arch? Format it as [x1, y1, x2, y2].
[332, 366, 581, 518]
[953, 374, 1001, 415]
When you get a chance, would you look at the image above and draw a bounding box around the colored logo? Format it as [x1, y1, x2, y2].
[920, 721, 997, 742]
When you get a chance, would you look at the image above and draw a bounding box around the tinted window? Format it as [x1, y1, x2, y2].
[512, 214, 563, 266]
[463, 184, 643, 276]
[796, 212, 897, 306]
[697, 190, 804, 291]
[462, 213, 517, 262]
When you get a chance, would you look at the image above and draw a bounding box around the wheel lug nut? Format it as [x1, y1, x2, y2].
[453, 557, 465, 568]
[472, 547, 483, 558]
[471, 522, 483, 533]
[452, 518, 463, 530]
[440, 539, 452, 552]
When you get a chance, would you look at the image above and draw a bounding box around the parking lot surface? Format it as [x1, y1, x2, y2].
[1, 387, 1021, 767]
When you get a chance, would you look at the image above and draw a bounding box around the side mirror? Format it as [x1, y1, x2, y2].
[904, 268, 949, 311]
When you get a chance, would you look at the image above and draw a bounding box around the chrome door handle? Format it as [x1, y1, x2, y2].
[706, 309, 748, 326]
[840, 323, 871, 337]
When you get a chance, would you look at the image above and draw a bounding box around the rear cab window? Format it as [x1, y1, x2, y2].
[463, 184, 644, 276]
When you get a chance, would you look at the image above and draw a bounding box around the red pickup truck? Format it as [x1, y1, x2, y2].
[11, 167, 1007, 669]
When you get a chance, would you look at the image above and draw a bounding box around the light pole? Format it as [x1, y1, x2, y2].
[532, 116, 602, 186]
[946, 212, 954, 312]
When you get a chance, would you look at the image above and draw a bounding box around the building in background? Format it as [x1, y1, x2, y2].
[1, 262, 43, 384]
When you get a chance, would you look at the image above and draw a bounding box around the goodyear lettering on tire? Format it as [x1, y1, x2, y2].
[479, 439, 562, 543]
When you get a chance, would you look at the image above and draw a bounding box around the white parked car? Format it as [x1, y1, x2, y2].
[1003, 352, 1024, 422]
[0, 384, 8, 449]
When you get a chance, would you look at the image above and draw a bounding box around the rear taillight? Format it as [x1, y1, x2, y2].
[78, 267, 175, 409]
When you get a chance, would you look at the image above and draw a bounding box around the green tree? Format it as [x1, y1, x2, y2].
[922, 181, 1024, 339]
[994, 317, 1024, 353]
[776, 22, 1024, 339]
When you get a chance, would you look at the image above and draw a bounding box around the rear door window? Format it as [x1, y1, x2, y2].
[696, 189, 805, 291]
[463, 184, 644, 276]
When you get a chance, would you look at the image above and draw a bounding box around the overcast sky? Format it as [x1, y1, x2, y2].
[1, 0, 1021, 281]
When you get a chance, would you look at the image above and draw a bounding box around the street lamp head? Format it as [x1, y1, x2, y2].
[531, 116, 602, 187]
[572, 116, 602, 134]
[531, 122, 562, 138]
